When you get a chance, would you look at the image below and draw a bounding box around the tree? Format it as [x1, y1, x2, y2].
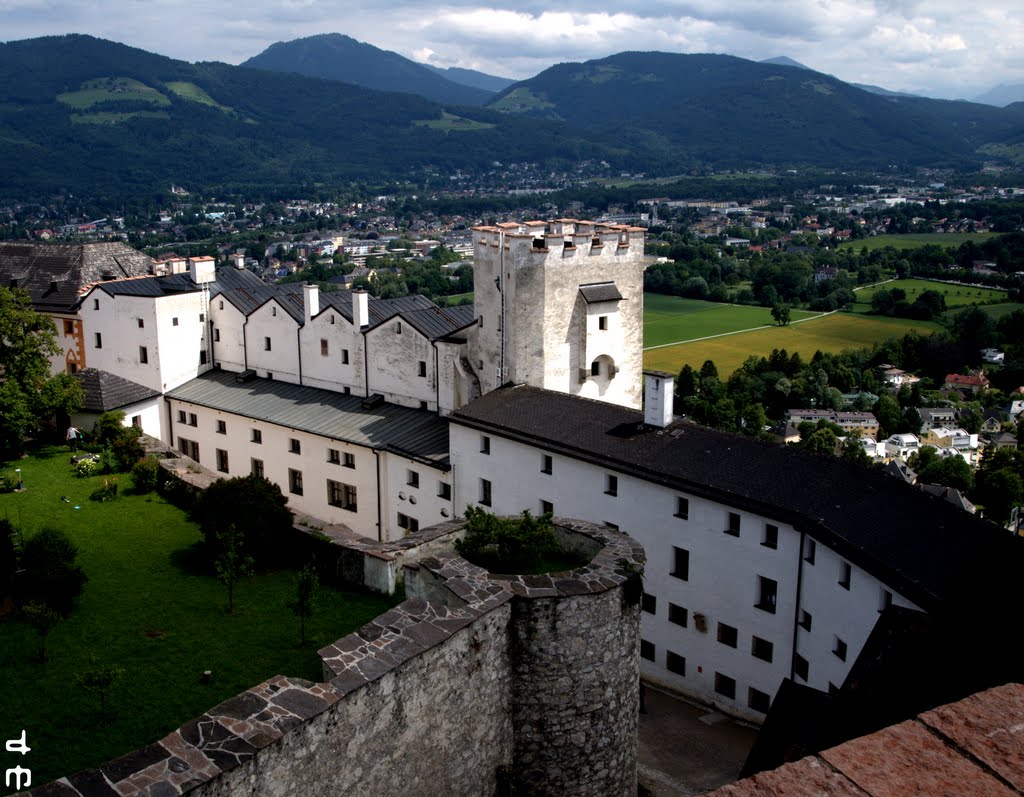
[191, 475, 293, 563]
[803, 427, 838, 456]
[22, 601, 60, 662]
[74, 662, 124, 724]
[0, 287, 84, 455]
[771, 303, 791, 326]
[19, 527, 87, 615]
[286, 563, 319, 644]
[215, 525, 254, 613]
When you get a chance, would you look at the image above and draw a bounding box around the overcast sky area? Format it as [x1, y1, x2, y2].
[1, 0, 1021, 99]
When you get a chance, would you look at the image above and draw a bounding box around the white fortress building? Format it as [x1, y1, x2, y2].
[0, 228, 1002, 723]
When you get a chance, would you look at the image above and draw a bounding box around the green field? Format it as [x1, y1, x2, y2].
[0, 447, 395, 790]
[165, 81, 233, 113]
[57, 77, 170, 109]
[644, 293, 819, 348]
[643, 312, 940, 376]
[838, 232, 1001, 251]
[71, 111, 170, 125]
[940, 302, 1024, 323]
[413, 111, 495, 131]
[850, 279, 1006, 314]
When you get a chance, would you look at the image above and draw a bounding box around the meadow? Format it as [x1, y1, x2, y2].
[849, 279, 1007, 314]
[0, 447, 396, 791]
[837, 232, 1001, 251]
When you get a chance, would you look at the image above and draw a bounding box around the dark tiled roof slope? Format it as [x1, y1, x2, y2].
[451, 385, 1007, 608]
[75, 368, 161, 412]
[0, 242, 153, 313]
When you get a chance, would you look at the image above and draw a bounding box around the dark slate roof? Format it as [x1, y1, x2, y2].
[0, 242, 153, 313]
[451, 385, 1010, 609]
[75, 368, 161, 413]
[166, 370, 450, 468]
[93, 270, 201, 298]
[392, 304, 476, 341]
[579, 282, 623, 303]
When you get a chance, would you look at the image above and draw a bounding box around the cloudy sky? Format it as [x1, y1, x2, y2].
[1, 0, 1021, 99]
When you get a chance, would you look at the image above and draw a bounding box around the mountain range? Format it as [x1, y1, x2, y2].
[0, 34, 1022, 199]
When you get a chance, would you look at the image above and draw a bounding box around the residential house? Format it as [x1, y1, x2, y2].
[885, 433, 921, 461]
[943, 371, 989, 394]
[918, 407, 957, 432]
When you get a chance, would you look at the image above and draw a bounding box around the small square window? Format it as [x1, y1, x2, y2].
[328, 448, 340, 465]
[641, 593, 657, 615]
[763, 524, 778, 549]
[288, 468, 303, 496]
[438, 482, 451, 500]
[420, 400, 428, 410]
[479, 478, 492, 507]
[671, 547, 689, 580]
[480, 435, 491, 455]
[199, 313, 204, 322]
[137, 318, 144, 329]
[756, 576, 778, 614]
[833, 637, 848, 662]
[748, 688, 771, 714]
[131, 415, 141, 428]
[397, 512, 418, 532]
[752, 636, 774, 662]
[541, 454, 552, 474]
[342, 349, 350, 365]
[640, 640, 656, 662]
[668, 603, 688, 627]
[344, 452, 356, 469]
[666, 651, 686, 676]
[540, 499, 553, 515]
[251, 458, 264, 478]
[839, 562, 852, 590]
[264, 336, 272, 351]
[804, 538, 816, 564]
[726, 512, 741, 536]
[598, 315, 608, 330]
[794, 654, 809, 681]
[172, 317, 179, 327]
[407, 470, 419, 488]
[717, 623, 738, 648]
[251, 429, 262, 444]
[605, 474, 618, 496]
[178, 410, 186, 424]
[64, 320, 74, 334]
[216, 449, 229, 473]
[216, 420, 226, 434]
[189, 413, 197, 427]
[290, 438, 301, 454]
[675, 496, 689, 520]
[419, 360, 427, 377]
[715, 673, 736, 699]
[799, 610, 812, 631]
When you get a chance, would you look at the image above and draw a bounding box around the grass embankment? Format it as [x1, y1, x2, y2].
[0, 446, 396, 792]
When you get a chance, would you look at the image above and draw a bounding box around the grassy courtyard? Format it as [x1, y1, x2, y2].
[0, 447, 397, 792]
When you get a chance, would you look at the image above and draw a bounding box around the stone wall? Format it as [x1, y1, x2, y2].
[23, 519, 645, 797]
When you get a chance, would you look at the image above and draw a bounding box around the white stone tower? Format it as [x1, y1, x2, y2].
[468, 219, 645, 409]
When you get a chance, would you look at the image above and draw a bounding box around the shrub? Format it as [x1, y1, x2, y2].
[18, 526, 88, 614]
[74, 457, 100, 477]
[0, 470, 19, 492]
[131, 457, 160, 493]
[92, 411, 144, 472]
[89, 478, 119, 503]
[455, 507, 582, 574]
[191, 475, 293, 564]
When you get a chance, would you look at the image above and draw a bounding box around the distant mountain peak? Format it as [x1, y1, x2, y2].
[760, 56, 811, 70]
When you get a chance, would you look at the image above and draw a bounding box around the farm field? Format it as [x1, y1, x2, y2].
[940, 302, 1024, 323]
[850, 279, 1006, 314]
[643, 293, 819, 348]
[0, 447, 396, 791]
[837, 232, 1001, 251]
[643, 312, 941, 377]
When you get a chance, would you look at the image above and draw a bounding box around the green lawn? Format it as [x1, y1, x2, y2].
[643, 293, 819, 348]
[838, 232, 1001, 251]
[940, 302, 1024, 323]
[850, 279, 1007, 314]
[643, 312, 940, 377]
[0, 447, 396, 792]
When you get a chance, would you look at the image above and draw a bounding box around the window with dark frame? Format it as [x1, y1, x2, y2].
[714, 673, 736, 699]
[799, 610, 812, 631]
[396, 321, 402, 334]
[598, 315, 608, 330]
[540, 499, 553, 515]
[407, 470, 419, 488]
[480, 478, 492, 507]
[541, 454, 553, 474]
[172, 317, 179, 327]
[342, 349, 350, 364]
[666, 651, 686, 676]
[671, 547, 689, 580]
[804, 538, 816, 564]
[756, 576, 778, 614]
[640, 640, 655, 662]
[834, 637, 848, 662]
[748, 688, 771, 714]
[328, 448, 341, 465]
[95, 332, 102, 349]
[438, 482, 451, 500]
[188, 413, 197, 427]
[726, 512, 741, 536]
[288, 468, 303, 496]
[751, 636, 774, 662]
[216, 449, 229, 473]
[668, 603, 688, 627]
[605, 474, 618, 496]
[763, 524, 779, 549]
[839, 561, 852, 590]
[480, 435, 491, 454]
[321, 339, 329, 357]
[794, 654, 809, 681]
[251, 429, 262, 444]
[327, 480, 357, 511]
[216, 419, 226, 434]
[418, 361, 427, 377]
[397, 513, 419, 533]
[251, 458, 264, 478]
[290, 438, 301, 454]
[178, 410, 186, 424]
[65, 320, 74, 334]
[214, 328, 220, 342]
[137, 318, 144, 329]
[344, 452, 355, 469]
[641, 593, 657, 614]
[675, 496, 689, 519]
[264, 336, 271, 351]
[591, 360, 600, 377]
[717, 623, 738, 648]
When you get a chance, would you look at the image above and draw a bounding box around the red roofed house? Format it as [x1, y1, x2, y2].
[943, 371, 990, 394]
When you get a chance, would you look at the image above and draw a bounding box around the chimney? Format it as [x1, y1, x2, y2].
[352, 289, 368, 329]
[644, 370, 675, 428]
[303, 283, 319, 323]
[233, 253, 245, 270]
[188, 256, 216, 284]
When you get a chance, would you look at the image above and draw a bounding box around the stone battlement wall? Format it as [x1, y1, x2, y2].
[24, 518, 645, 797]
